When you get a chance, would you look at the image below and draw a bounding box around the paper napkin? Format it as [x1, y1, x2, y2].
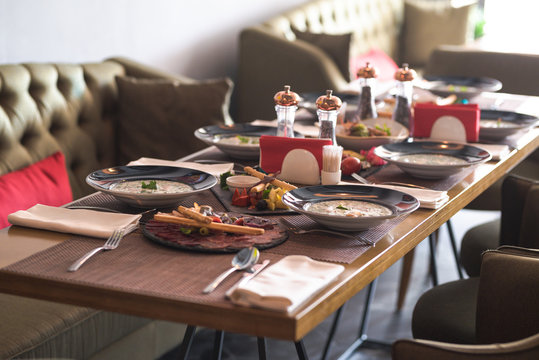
[8, 204, 141, 239]
[228, 255, 344, 313]
[128, 157, 233, 177]
[474, 143, 510, 161]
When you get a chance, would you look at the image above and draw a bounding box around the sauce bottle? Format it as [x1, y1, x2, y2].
[355, 62, 378, 121]
[316, 90, 342, 145]
[392, 63, 417, 129]
[274, 85, 299, 137]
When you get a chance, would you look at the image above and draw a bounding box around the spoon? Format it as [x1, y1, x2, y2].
[203, 247, 259, 294]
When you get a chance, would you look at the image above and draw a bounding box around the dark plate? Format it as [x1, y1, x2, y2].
[479, 109, 538, 140]
[194, 124, 303, 160]
[422, 75, 502, 99]
[374, 141, 491, 179]
[142, 216, 288, 253]
[282, 184, 419, 231]
[86, 165, 217, 208]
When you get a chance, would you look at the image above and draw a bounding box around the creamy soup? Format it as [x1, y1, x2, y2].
[308, 200, 392, 217]
[481, 119, 519, 128]
[112, 180, 192, 194]
[217, 135, 260, 145]
[396, 154, 469, 166]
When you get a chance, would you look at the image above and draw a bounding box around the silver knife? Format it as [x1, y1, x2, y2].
[225, 259, 270, 297]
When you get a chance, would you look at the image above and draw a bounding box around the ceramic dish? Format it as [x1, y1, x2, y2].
[86, 165, 217, 208]
[374, 141, 491, 179]
[336, 118, 409, 151]
[225, 175, 260, 193]
[282, 184, 419, 231]
[194, 124, 303, 159]
[420, 75, 502, 99]
[479, 109, 538, 140]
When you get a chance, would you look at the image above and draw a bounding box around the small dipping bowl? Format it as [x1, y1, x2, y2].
[226, 175, 260, 192]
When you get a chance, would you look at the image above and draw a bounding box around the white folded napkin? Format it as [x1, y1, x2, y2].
[251, 119, 320, 138]
[474, 143, 510, 161]
[228, 255, 344, 313]
[339, 182, 449, 209]
[8, 204, 141, 239]
[128, 157, 233, 177]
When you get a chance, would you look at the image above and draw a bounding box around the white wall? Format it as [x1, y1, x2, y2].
[0, 0, 310, 80]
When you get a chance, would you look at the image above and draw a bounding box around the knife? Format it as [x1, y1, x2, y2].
[225, 259, 270, 297]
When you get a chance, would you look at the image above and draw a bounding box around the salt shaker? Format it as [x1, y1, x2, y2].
[392, 63, 417, 129]
[274, 85, 299, 137]
[355, 62, 378, 121]
[316, 90, 342, 145]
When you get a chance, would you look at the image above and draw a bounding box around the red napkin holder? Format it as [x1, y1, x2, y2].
[412, 103, 480, 142]
[259, 136, 332, 173]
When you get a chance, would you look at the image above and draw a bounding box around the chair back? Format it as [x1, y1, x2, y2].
[476, 246, 539, 344]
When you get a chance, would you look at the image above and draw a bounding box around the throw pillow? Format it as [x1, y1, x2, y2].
[402, 0, 476, 67]
[1, 151, 72, 229]
[115, 76, 233, 164]
[292, 28, 353, 81]
[350, 48, 400, 82]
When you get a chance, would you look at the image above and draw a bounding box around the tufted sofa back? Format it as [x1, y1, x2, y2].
[0, 57, 196, 199]
[263, 0, 404, 61]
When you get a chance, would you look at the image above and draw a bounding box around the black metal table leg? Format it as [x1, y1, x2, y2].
[428, 234, 439, 286]
[321, 305, 345, 360]
[257, 337, 267, 360]
[446, 219, 464, 279]
[178, 325, 196, 360]
[295, 340, 309, 360]
[213, 330, 224, 360]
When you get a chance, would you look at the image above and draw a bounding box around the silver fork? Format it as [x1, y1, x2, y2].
[279, 218, 374, 246]
[68, 223, 138, 272]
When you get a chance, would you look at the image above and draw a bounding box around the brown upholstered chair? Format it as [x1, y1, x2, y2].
[393, 332, 539, 360]
[411, 246, 539, 345]
[460, 174, 539, 276]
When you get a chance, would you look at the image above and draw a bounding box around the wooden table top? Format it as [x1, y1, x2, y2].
[0, 92, 538, 342]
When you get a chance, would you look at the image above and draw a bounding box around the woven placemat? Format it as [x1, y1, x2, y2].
[1, 230, 285, 304]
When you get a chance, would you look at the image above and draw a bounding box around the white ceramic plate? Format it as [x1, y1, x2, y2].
[282, 184, 419, 231]
[86, 165, 217, 208]
[374, 141, 491, 179]
[336, 118, 409, 151]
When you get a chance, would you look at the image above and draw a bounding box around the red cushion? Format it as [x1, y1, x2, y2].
[0, 151, 72, 229]
[350, 48, 399, 82]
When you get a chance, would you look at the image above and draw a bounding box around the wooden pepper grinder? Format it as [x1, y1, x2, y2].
[392, 63, 417, 129]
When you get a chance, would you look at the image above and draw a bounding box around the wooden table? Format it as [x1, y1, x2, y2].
[0, 93, 537, 357]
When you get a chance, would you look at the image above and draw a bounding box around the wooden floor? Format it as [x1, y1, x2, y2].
[160, 209, 499, 360]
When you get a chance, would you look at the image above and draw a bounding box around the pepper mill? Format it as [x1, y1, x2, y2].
[274, 85, 299, 138]
[355, 62, 378, 121]
[316, 90, 342, 145]
[392, 63, 417, 129]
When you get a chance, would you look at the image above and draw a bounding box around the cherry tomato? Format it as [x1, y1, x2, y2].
[341, 156, 361, 176]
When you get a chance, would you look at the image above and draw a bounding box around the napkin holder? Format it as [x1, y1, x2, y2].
[259, 136, 332, 185]
[412, 103, 480, 142]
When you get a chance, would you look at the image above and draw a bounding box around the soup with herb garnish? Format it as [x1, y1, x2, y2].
[481, 119, 519, 128]
[112, 180, 192, 194]
[307, 200, 392, 217]
[217, 135, 260, 145]
[396, 154, 468, 166]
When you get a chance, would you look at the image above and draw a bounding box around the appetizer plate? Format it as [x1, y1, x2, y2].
[282, 184, 419, 231]
[421, 75, 502, 99]
[479, 109, 538, 140]
[336, 118, 409, 151]
[374, 141, 491, 179]
[194, 123, 303, 159]
[86, 165, 217, 208]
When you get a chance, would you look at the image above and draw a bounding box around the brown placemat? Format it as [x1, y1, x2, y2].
[1, 230, 285, 304]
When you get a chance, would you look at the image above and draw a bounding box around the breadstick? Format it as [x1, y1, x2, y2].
[177, 205, 212, 224]
[154, 214, 265, 235]
[243, 166, 297, 191]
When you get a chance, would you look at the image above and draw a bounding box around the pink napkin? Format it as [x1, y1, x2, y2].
[412, 103, 480, 142]
[259, 136, 332, 173]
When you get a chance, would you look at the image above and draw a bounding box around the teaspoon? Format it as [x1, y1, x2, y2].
[203, 247, 259, 294]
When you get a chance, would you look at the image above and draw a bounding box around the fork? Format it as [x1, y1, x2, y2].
[68, 223, 138, 272]
[279, 218, 374, 246]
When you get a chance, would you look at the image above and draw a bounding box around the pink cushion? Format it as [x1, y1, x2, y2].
[0, 151, 72, 229]
[350, 49, 399, 82]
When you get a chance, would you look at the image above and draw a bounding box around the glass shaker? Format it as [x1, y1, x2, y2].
[392, 63, 417, 129]
[274, 85, 299, 137]
[355, 62, 378, 121]
[316, 90, 342, 145]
